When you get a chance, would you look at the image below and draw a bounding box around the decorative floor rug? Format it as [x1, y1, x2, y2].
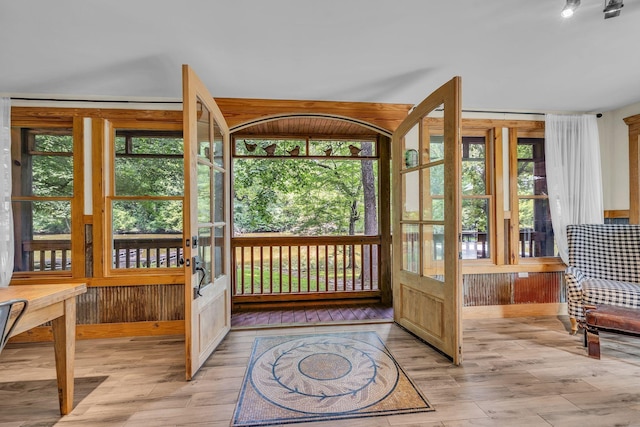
[231, 331, 433, 426]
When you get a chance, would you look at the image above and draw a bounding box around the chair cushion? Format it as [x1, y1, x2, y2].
[583, 278, 640, 308]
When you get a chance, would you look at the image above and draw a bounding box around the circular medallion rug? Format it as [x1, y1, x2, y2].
[231, 331, 433, 426]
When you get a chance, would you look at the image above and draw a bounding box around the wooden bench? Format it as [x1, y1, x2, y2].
[584, 304, 640, 359]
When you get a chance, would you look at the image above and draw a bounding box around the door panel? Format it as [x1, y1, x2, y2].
[183, 65, 231, 379]
[392, 77, 462, 364]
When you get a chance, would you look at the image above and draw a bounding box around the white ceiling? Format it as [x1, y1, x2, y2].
[1, 0, 639, 113]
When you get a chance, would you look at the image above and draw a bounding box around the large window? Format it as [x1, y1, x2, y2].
[109, 129, 184, 270]
[11, 128, 74, 273]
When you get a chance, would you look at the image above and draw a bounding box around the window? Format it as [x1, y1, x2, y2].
[11, 128, 75, 273]
[109, 129, 184, 270]
[461, 135, 492, 260]
[514, 136, 557, 258]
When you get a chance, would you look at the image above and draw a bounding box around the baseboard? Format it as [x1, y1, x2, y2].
[463, 303, 568, 319]
[9, 320, 185, 343]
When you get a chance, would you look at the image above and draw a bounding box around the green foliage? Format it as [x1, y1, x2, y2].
[114, 137, 183, 197]
[29, 134, 74, 233]
[233, 142, 378, 235]
[112, 200, 183, 234]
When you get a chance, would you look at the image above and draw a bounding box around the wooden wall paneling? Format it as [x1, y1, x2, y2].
[624, 114, 640, 224]
[96, 285, 184, 324]
[11, 107, 182, 125]
[513, 272, 564, 304]
[463, 273, 513, 306]
[462, 271, 564, 307]
[9, 320, 185, 342]
[215, 98, 413, 133]
[604, 210, 630, 219]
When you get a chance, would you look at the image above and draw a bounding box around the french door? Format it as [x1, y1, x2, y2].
[182, 65, 232, 379]
[392, 77, 463, 364]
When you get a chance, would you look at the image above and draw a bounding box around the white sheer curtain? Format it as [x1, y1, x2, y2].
[0, 98, 12, 286]
[545, 113, 603, 264]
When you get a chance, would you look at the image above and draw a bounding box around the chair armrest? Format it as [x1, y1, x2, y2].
[565, 266, 586, 301]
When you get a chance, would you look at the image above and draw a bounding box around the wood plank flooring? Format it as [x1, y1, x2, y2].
[231, 303, 394, 327]
[2, 316, 640, 426]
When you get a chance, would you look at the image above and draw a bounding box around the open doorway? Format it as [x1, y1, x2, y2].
[229, 115, 393, 327]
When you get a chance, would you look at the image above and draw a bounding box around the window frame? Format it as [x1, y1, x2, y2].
[425, 119, 564, 273]
[10, 117, 84, 279]
[509, 127, 562, 266]
[99, 119, 185, 277]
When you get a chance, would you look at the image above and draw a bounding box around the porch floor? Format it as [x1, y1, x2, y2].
[231, 303, 393, 328]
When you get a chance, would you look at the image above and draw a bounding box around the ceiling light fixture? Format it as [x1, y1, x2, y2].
[603, 0, 624, 18]
[561, 0, 581, 17]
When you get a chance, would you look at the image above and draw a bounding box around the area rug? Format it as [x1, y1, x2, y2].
[230, 331, 433, 426]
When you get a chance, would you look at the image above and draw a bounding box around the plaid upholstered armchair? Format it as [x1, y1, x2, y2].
[565, 224, 640, 333]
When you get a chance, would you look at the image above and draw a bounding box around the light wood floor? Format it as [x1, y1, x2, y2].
[2, 316, 640, 426]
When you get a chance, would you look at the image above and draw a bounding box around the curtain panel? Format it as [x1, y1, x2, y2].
[0, 98, 12, 286]
[545, 113, 603, 264]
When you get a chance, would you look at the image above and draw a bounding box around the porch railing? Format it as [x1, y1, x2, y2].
[232, 235, 381, 298]
[21, 240, 71, 271]
[20, 238, 183, 271]
[112, 238, 183, 268]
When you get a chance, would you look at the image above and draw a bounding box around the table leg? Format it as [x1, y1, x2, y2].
[51, 297, 76, 415]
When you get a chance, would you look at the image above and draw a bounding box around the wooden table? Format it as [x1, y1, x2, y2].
[1, 283, 86, 415]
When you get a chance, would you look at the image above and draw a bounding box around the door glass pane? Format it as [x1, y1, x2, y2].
[402, 170, 419, 220]
[198, 226, 212, 285]
[197, 100, 211, 160]
[402, 123, 419, 169]
[401, 224, 419, 273]
[421, 165, 444, 221]
[461, 198, 490, 259]
[425, 134, 444, 163]
[198, 163, 212, 223]
[214, 170, 224, 223]
[214, 226, 225, 279]
[424, 198, 444, 222]
[213, 121, 224, 167]
[423, 110, 444, 164]
[423, 224, 444, 281]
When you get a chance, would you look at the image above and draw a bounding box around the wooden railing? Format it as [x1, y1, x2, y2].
[113, 238, 183, 268]
[21, 240, 71, 271]
[232, 235, 381, 299]
[20, 238, 183, 271]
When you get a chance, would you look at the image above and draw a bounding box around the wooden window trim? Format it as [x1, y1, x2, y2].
[10, 115, 83, 281]
[97, 118, 185, 278]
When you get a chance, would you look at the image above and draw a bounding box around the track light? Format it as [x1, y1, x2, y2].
[603, 0, 624, 18]
[561, 0, 581, 17]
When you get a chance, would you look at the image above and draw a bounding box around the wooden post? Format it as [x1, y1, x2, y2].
[379, 135, 392, 305]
